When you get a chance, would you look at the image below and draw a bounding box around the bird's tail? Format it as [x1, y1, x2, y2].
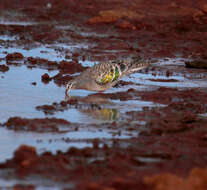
[120, 56, 151, 76]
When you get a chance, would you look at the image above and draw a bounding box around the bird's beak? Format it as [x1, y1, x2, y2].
[65, 81, 75, 100]
[65, 83, 71, 95]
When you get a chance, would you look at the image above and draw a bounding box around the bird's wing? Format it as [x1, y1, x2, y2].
[86, 57, 151, 86]
[93, 62, 121, 85]
[121, 57, 151, 76]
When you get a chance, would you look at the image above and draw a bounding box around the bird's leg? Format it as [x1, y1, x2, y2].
[65, 83, 73, 99]
[65, 93, 71, 101]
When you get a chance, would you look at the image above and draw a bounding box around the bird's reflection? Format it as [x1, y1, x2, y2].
[80, 108, 119, 121]
[65, 93, 120, 121]
[65, 92, 110, 104]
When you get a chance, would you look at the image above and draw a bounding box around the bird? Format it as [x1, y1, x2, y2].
[65, 56, 151, 96]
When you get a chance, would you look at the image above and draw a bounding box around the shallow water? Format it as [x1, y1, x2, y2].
[0, 20, 38, 26]
[1, 26, 207, 164]
[0, 66, 61, 123]
[0, 126, 133, 162]
[0, 63, 156, 161]
[0, 172, 72, 190]
[129, 72, 207, 88]
[0, 65, 162, 123]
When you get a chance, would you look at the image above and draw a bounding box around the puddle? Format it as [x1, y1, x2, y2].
[54, 43, 90, 51]
[128, 57, 207, 88]
[0, 20, 38, 26]
[0, 63, 145, 163]
[0, 66, 61, 123]
[0, 174, 73, 190]
[0, 63, 163, 123]
[0, 37, 91, 63]
[0, 35, 17, 41]
[1, 56, 206, 125]
[0, 127, 87, 162]
[0, 46, 61, 61]
[155, 57, 187, 66]
[112, 99, 165, 113]
[199, 113, 207, 118]
[0, 65, 123, 124]
[0, 126, 131, 163]
[0, 45, 69, 61]
[130, 72, 207, 88]
[135, 156, 163, 163]
[0, 58, 164, 163]
[1, 29, 207, 166]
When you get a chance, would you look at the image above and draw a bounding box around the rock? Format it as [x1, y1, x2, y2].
[88, 9, 144, 24]
[0, 64, 9, 72]
[118, 21, 136, 30]
[6, 52, 24, 61]
[202, 4, 207, 13]
[58, 60, 85, 74]
[31, 82, 37, 86]
[144, 168, 207, 190]
[185, 60, 207, 69]
[41, 73, 51, 83]
[13, 145, 38, 166]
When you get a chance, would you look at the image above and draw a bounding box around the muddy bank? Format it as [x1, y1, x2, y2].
[0, 0, 207, 60]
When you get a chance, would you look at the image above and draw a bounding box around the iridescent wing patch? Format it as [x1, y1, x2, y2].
[96, 66, 120, 85]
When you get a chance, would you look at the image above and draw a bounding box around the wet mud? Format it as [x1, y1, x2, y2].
[0, 0, 207, 189]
